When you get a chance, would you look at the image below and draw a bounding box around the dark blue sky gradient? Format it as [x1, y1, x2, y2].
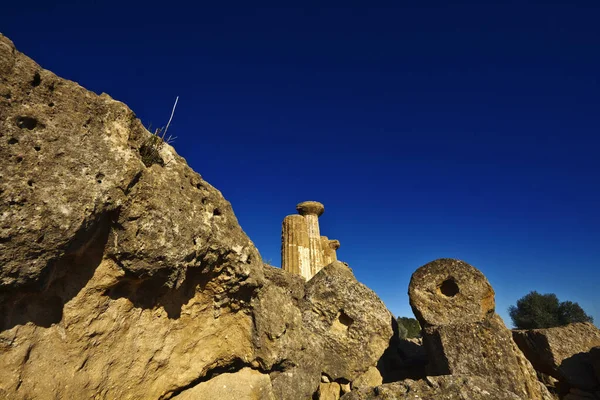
[3, 1, 598, 326]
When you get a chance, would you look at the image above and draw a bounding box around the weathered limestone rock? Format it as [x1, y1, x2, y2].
[513, 323, 600, 391]
[281, 215, 311, 278]
[352, 366, 383, 390]
[304, 261, 393, 381]
[321, 236, 340, 266]
[297, 201, 325, 277]
[340, 375, 526, 400]
[0, 33, 264, 400]
[319, 382, 341, 400]
[409, 258, 495, 327]
[409, 259, 552, 400]
[171, 368, 276, 400]
[251, 262, 393, 400]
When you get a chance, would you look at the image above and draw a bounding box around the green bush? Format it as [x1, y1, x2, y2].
[508, 291, 593, 329]
[397, 316, 421, 339]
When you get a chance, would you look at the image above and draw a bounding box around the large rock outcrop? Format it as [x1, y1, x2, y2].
[0, 34, 393, 400]
[340, 375, 526, 400]
[409, 258, 552, 400]
[513, 322, 600, 395]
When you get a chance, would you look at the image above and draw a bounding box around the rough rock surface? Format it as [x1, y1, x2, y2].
[172, 368, 275, 400]
[513, 323, 600, 391]
[255, 262, 393, 400]
[340, 375, 525, 400]
[304, 261, 393, 381]
[409, 258, 495, 327]
[0, 34, 393, 400]
[409, 259, 552, 400]
[319, 382, 341, 400]
[352, 366, 383, 390]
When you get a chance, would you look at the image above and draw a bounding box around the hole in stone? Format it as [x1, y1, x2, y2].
[16, 156, 23, 163]
[201, 198, 208, 205]
[48, 102, 54, 107]
[440, 278, 459, 297]
[27, 180, 34, 187]
[31, 72, 41, 87]
[34, 145, 41, 151]
[16, 116, 38, 130]
[213, 208, 222, 216]
[196, 183, 203, 189]
[3, 92, 11, 100]
[96, 172, 105, 184]
[331, 310, 354, 334]
[8, 138, 18, 145]
[36, 234, 45, 243]
[338, 311, 353, 327]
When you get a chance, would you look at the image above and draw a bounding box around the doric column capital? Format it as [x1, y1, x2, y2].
[296, 201, 324, 216]
[328, 239, 340, 250]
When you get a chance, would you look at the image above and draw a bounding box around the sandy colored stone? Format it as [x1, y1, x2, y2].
[409, 258, 495, 326]
[341, 375, 526, 400]
[319, 382, 341, 400]
[304, 261, 393, 381]
[352, 366, 383, 390]
[0, 33, 271, 400]
[321, 236, 340, 266]
[258, 263, 393, 400]
[281, 214, 311, 278]
[513, 323, 600, 390]
[409, 258, 553, 400]
[172, 368, 276, 400]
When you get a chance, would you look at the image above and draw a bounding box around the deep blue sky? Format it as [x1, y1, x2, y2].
[3, 1, 599, 327]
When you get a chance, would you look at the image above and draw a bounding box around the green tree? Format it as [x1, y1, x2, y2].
[397, 317, 421, 339]
[508, 291, 593, 329]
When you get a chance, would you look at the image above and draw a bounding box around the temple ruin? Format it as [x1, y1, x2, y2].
[281, 201, 340, 280]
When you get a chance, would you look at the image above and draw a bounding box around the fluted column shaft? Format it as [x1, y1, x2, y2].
[296, 201, 325, 279]
[303, 213, 323, 278]
[281, 215, 311, 279]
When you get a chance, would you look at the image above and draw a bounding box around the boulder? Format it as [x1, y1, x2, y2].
[340, 375, 526, 400]
[409, 258, 495, 327]
[171, 368, 275, 400]
[512, 323, 600, 391]
[0, 33, 264, 400]
[409, 259, 552, 400]
[352, 366, 383, 390]
[304, 261, 394, 381]
[258, 262, 394, 400]
[319, 382, 341, 400]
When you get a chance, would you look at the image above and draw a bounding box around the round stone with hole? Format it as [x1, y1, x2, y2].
[408, 258, 495, 327]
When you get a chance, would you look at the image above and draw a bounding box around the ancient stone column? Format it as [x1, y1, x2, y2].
[320, 236, 340, 267]
[296, 201, 325, 278]
[281, 215, 311, 279]
[408, 258, 552, 400]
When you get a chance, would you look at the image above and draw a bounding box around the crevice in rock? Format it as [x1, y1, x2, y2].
[123, 170, 142, 195]
[103, 263, 212, 319]
[163, 358, 292, 400]
[0, 210, 116, 332]
[31, 72, 41, 87]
